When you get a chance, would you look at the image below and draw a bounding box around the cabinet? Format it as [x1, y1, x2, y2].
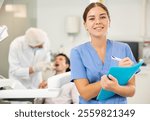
[128, 65, 150, 103]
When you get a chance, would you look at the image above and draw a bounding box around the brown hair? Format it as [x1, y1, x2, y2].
[55, 53, 70, 72]
[83, 2, 110, 22]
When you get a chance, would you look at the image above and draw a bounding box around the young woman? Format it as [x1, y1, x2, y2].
[70, 2, 136, 104]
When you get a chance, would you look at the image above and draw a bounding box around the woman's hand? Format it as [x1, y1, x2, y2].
[119, 57, 133, 67]
[101, 74, 135, 97]
[101, 75, 119, 91]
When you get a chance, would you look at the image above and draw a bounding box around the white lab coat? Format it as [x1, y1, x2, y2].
[8, 36, 50, 89]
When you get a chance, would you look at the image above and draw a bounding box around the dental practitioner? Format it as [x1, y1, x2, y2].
[8, 27, 50, 89]
[70, 2, 137, 104]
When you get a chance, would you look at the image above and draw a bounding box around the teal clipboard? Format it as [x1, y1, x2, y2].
[96, 61, 144, 101]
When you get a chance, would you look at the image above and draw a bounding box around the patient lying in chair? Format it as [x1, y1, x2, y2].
[34, 53, 79, 104]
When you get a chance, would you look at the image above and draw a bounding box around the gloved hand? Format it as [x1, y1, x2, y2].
[38, 80, 47, 89]
[42, 62, 57, 72]
[32, 62, 47, 72]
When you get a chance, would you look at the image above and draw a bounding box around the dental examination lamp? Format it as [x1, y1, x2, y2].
[0, 0, 8, 42]
[0, 25, 8, 42]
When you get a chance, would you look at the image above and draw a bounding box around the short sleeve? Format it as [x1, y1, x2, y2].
[70, 48, 87, 81]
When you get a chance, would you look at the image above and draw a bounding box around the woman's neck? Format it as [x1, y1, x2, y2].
[90, 36, 107, 49]
[90, 36, 107, 64]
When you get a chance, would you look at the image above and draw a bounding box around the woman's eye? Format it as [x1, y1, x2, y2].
[89, 18, 94, 20]
[100, 16, 106, 19]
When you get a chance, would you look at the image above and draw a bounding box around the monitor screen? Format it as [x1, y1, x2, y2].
[120, 41, 139, 62]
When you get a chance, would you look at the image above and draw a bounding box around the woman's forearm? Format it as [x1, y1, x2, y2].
[113, 84, 135, 97]
[75, 80, 102, 101]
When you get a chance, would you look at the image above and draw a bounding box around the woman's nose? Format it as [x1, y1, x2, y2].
[95, 18, 101, 24]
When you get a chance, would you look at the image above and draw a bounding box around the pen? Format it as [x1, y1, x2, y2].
[111, 56, 122, 61]
[107, 75, 111, 80]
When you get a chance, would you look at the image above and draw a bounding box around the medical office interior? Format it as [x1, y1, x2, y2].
[0, 0, 150, 104]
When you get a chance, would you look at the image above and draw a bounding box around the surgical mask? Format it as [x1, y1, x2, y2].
[32, 47, 43, 55]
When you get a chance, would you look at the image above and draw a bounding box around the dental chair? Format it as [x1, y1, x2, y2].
[34, 72, 71, 104]
[0, 76, 27, 103]
[0, 75, 60, 104]
[46, 72, 79, 104]
[47, 72, 71, 88]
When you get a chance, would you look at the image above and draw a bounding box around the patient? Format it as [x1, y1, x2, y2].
[34, 53, 79, 104]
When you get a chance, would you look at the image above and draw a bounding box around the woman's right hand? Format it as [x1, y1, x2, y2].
[118, 57, 133, 67]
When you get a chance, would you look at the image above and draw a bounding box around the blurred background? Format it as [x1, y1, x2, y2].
[0, 0, 150, 103]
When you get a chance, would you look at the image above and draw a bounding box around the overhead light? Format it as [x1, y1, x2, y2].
[5, 4, 27, 18]
[5, 4, 14, 12]
[14, 5, 27, 18]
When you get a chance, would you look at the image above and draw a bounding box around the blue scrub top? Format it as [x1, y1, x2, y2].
[70, 39, 136, 104]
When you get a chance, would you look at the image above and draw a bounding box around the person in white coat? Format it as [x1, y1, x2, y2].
[8, 27, 50, 89]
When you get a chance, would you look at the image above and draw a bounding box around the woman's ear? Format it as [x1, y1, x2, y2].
[84, 22, 88, 31]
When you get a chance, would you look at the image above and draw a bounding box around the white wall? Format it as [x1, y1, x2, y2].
[106, 0, 143, 41]
[146, 0, 150, 39]
[37, 0, 89, 56]
[37, 0, 148, 57]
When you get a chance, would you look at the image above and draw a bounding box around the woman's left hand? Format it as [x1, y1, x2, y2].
[101, 75, 119, 91]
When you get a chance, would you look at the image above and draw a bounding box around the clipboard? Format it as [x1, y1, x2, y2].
[96, 60, 144, 101]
